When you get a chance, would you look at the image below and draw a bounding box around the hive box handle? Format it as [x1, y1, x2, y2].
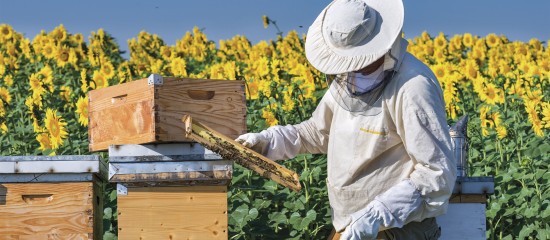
[111, 94, 128, 104]
[22, 194, 54, 204]
[187, 90, 215, 100]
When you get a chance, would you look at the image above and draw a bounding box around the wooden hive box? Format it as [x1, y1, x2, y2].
[88, 74, 247, 152]
[0, 155, 106, 240]
[108, 143, 232, 239]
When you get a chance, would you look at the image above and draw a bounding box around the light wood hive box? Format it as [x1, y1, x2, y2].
[88, 74, 247, 152]
[109, 143, 232, 239]
[0, 155, 106, 240]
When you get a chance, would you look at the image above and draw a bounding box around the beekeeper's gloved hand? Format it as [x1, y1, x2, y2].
[341, 179, 424, 240]
[235, 130, 272, 154]
[340, 205, 381, 240]
[235, 125, 302, 160]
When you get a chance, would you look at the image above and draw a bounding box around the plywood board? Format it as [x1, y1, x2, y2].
[117, 185, 228, 239]
[0, 182, 99, 239]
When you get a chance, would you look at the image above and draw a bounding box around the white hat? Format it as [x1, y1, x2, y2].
[305, 0, 404, 75]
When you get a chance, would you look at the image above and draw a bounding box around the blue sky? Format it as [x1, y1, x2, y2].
[1, 0, 549, 58]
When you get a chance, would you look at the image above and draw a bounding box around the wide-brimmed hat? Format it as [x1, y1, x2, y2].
[305, 0, 404, 75]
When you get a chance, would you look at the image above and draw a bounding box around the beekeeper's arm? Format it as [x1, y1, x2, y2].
[235, 92, 333, 160]
[342, 74, 456, 239]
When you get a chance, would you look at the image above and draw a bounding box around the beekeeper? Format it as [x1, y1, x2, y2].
[236, 0, 456, 239]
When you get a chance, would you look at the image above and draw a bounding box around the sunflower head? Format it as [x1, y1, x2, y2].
[0, 24, 13, 40]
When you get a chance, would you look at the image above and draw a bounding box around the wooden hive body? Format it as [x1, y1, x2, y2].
[109, 143, 231, 239]
[0, 155, 105, 240]
[88, 76, 246, 152]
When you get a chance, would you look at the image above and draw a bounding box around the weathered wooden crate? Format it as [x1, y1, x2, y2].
[88, 74, 247, 152]
[0, 155, 106, 240]
[109, 143, 232, 239]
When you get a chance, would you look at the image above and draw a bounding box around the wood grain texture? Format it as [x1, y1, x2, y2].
[88, 100, 156, 152]
[117, 185, 228, 240]
[156, 78, 246, 143]
[0, 182, 98, 239]
[88, 77, 246, 152]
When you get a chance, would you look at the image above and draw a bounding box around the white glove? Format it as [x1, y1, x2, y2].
[235, 125, 302, 160]
[341, 179, 424, 240]
[235, 131, 271, 154]
[340, 205, 381, 240]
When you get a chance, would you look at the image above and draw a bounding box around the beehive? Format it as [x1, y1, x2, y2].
[0, 155, 106, 240]
[108, 143, 232, 239]
[88, 74, 246, 152]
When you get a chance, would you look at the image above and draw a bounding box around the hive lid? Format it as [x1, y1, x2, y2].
[0, 155, 107, 182]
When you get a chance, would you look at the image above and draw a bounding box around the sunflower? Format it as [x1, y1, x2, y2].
[0, 87, 11, 104]
[262, 15, 269, 29]
[92, 70, 108, 89]
[3, 74, 13, 87]
[160, 46, 173, 60]
[149, 59, 163, 75]
[36, 133, 52, 151]
[42, 42, 56, 59]
[462, 60, 479, 81]
[261, 108, 279, 127]
[75, 95, 88, 126]
[60, 86, 72, 102]
[431, 63, 447, 80]
[421, 31, 431, 42]
[433, 48, 446, 63]
[523, 88, 543, 106]
[0, 24, 13, 40]
[44, 108, 68, 149]
[246, 80, 259, 100]
[29, 73, 46, 97]
[169, 57, 187, 77]
[498, 60, 512, 76]
[532, 118, 544, 137]
[19, 38, 32, 59]
[0, 122, 6, 134]
[433, 32, 447, 50]
[485, 33, 501, 48]
[528, 38, 542, 52]
[481, 83, 504, 105]
[39, 65, 54, 92]
[72, 33, 84, 45]
[100, 61, 115, 79]
[55, 45, 71, 67]
[223, 61, 238, 80]
[256, 57, 270, 77]
[0, 101, 5, 117]
[541, 102, 550, 128]
[496, 125, 507, 139]
[50, 24, 67, 42]
[209, 63, 224, 80]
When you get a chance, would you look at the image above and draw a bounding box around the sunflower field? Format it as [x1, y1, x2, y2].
[0, 23, 549, 239]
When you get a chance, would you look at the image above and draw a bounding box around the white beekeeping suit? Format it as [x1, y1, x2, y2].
[237, 0, 456, 239]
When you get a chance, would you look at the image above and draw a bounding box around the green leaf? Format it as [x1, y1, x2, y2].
[262, 181, 278, 193]
[103, 232, 117, 240]
[288, 210, 317, 230]
[518, 225, 535, 239]
[104, 207, 113, 219]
